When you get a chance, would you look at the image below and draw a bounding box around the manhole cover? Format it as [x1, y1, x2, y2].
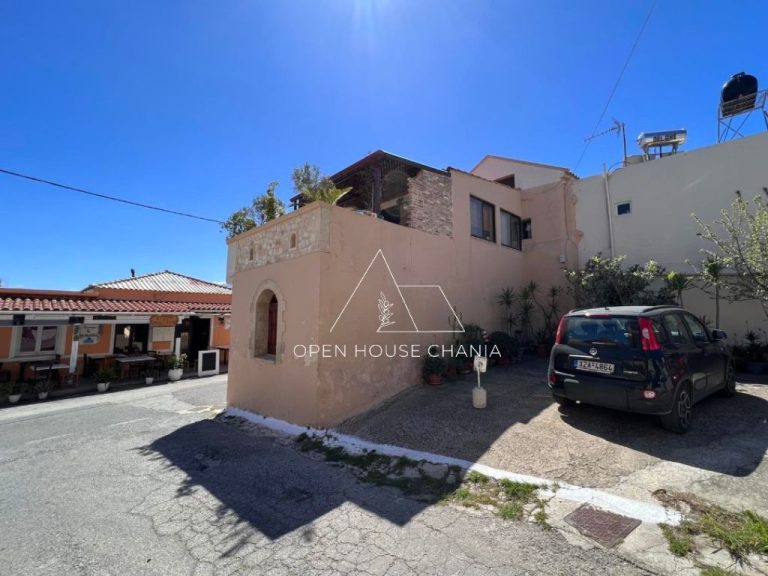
[564, 504, 641, 548]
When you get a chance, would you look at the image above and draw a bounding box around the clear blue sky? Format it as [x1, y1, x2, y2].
[2, 1, 766, 289]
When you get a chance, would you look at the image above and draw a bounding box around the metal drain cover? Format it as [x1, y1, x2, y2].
[564, 504, 641, 548]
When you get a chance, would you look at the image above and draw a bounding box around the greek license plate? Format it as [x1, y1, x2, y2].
[574, 359, 615, 374]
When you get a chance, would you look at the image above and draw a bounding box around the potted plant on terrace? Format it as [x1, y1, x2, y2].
[9, 380, 26, 403]
[168, 354, 187, 382]
[95, 367, 114, 393]
[422, 355, 447, 386]
[35, 379, 53, 401]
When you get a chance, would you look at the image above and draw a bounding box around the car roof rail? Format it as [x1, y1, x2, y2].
[643, 304, 680, 312]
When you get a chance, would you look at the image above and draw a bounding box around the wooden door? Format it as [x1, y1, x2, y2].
[267, 296, 278, 355]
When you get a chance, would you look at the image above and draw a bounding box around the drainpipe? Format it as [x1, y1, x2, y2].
[602, 163, 615, 258]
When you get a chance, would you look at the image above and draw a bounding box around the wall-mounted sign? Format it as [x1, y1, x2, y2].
[74, 324, 102, 345]
[473, 356, 488, 373]
[150, 315, 178, 328]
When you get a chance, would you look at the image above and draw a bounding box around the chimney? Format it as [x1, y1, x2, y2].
[130, 268, 136, 278]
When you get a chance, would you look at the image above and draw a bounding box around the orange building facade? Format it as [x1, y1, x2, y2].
[0, 271, 230, 384]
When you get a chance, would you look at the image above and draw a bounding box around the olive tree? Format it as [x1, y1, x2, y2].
[221, 181, 285, 239]
[693, 189, 768, 319]
[564, 254, 673, 308]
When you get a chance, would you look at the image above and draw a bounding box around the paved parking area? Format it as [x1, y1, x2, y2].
[338, 360, 768, 516]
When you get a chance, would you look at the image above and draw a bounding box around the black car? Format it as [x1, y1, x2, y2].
[547, 305, 735, 433]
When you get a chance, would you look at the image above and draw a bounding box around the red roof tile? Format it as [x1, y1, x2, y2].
[0, 296, 230, 314]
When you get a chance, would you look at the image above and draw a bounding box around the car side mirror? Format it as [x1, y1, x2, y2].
[712, 329, 728, 341]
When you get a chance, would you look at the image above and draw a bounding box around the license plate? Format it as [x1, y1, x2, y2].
[574, 359, 615, 374]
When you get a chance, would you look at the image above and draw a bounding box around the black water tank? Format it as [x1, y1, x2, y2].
[721, 72, 758, 116]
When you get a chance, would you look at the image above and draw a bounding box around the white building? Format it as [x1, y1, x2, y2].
[574, 131, 768, 337]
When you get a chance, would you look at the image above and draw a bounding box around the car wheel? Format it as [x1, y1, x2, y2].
[660, 384, 692, 433]
[719, 363, 737, 397]
[553, 394, 575, 407]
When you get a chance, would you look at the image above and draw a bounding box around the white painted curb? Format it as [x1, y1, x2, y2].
[224, 407, 681, 526]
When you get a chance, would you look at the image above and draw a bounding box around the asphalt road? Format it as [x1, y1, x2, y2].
[0, 376, 651, 576]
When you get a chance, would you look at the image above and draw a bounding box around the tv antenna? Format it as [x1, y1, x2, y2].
[584, 119, 628, 167]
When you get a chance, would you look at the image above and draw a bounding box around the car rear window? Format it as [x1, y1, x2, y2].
[563, 316, 641, 349]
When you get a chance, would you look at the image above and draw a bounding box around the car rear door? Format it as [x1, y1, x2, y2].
[681, 312, 726, 394]
[661, 312, 707, 401]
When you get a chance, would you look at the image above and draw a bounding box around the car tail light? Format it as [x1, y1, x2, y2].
[548, 371, 556, 384]
[554, 316, 566, 344]
[638, 317, 661, 351]
[643, 389, 656, 400]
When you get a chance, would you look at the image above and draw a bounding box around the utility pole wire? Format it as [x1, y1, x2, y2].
[573, 0, 657, 173]
[0, 167, 225, 224]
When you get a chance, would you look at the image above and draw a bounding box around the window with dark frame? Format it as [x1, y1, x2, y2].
[617, 202, 631, 215]
[500, 209, 522, 250]
[522, 218, 532, 240]
[470, 196, 495, 242]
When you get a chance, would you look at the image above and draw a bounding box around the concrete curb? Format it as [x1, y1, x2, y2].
[225, 407, 681, 526]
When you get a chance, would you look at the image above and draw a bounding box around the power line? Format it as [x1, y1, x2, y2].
[573, 0, 657, 173]
[0, 167, 225, 224]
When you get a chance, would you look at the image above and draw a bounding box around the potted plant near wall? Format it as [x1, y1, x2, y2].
[167, 354, 187, 382]
[744, 331, 768, 374]
[489, 332, 516, 366]
[35, 379, 53, 400]
[143, 367, 155, 386]
[95, 367, 114, 393]
[422, 355, 447, 386]
[7, 380, 26, 403]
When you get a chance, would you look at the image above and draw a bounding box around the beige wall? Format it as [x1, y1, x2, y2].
[227, 168, 576, 427]
[471, 156, 569, 189]
[574, 131, 768, 336]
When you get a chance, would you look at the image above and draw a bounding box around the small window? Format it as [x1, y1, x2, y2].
[470, 196, 495, 242]
[522, 218, 532, 240]
[17, 326, 59, 355]
[617, 202, 631, 215]
[289, 233, 297, 249]
[500, 210, 521, 250]
[496, 174, 516, 188]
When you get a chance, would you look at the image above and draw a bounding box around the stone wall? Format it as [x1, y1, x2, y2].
[403, 169, 453, 237]
[228, 203, 331, 280]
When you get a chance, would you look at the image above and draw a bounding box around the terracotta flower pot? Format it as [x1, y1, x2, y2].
[425, 373, 443, 386]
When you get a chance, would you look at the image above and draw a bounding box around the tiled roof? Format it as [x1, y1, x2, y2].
[86, 271, 231, 294]
[1, 296, 230, 314]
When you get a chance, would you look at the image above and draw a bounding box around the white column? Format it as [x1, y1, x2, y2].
[174, 318, 183, 357]
[69, 325, 81, 374]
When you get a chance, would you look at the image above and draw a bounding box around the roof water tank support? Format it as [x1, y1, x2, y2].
[721, 73, 758, 117]
[718, 72, 768, 142]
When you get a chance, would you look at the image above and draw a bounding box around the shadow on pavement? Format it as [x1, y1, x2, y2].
[136, 418, 443, 541]
[558, 387, 768, 477]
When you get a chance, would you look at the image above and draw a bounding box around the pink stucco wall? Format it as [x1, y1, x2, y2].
[227, 170, 571, 427]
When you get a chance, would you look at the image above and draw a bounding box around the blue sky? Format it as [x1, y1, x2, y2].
[1, 0, 766, 289]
